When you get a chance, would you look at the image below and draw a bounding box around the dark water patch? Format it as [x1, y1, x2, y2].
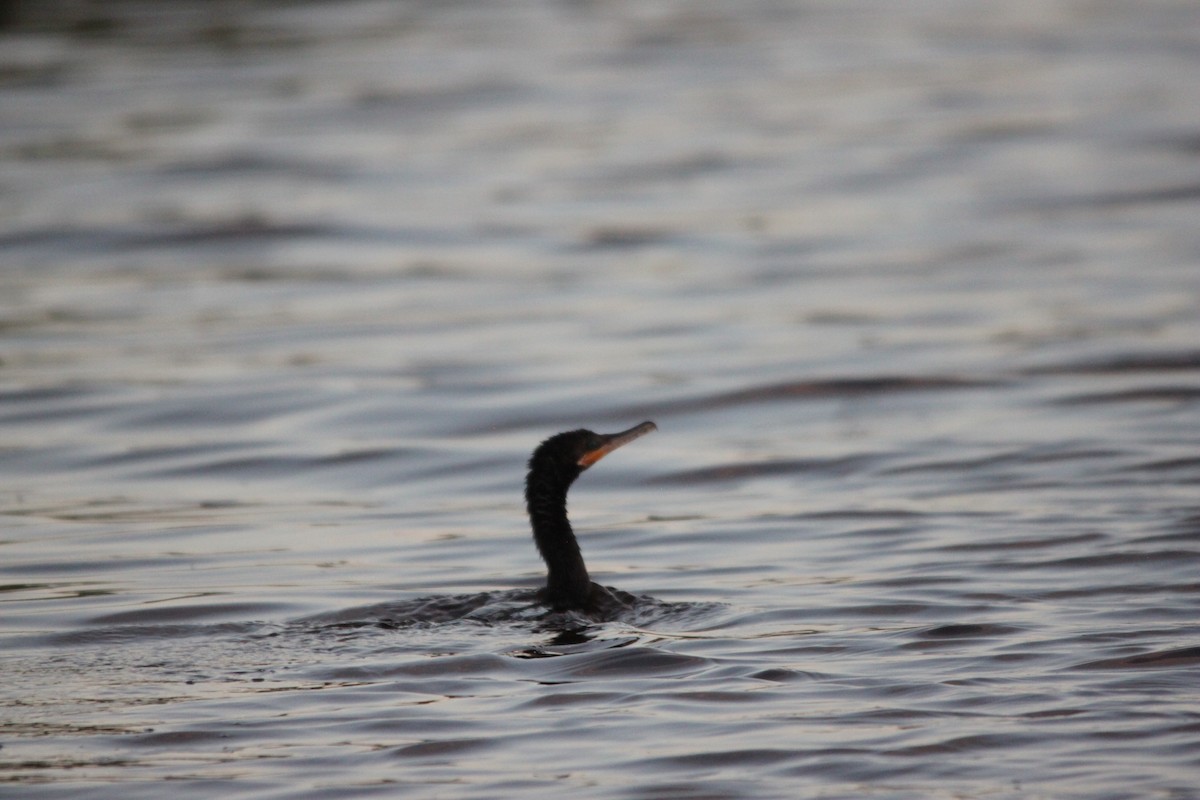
[6, 134, 141, 163]
[1024, 350, 1200, 375]
[465, 377, 1000, 435]
[0, 394, 131, 426]
[632, 376, 999, 417]
[631, 780, 748, 800]
[396, 453, 512, 482]
[0, 581, 115, 602]
[889, 732, 1040, 758]
[389, 737, 496, 759]
[884, 447, 1126, 477]
[918, 623, 1022, 639]
[0, 58, 71, 90]
[450, 375, 995, 437]
[158, 151, 353, 182]
[1127, 456, 1200, 474]
[81, 441, 266, 469]
[810, 522, 926, 543]
[341, 653, 514, 681]
[140, 447, 414, 481]
[789, 508, 928, 521]
[986, 549, 1200, 572]
[1, 756, 140, 779]
[1, 721, 148, 738]
[1021, 707, 1088, 719]
[597, 152, 743, 185]
[355, 79, 530, 117]
[653, 454, 881, 485]
[1054, 386, 1200, 405]
[1037, 182, 1200, 210]
[130, 729, 241, 747]
[110, 388, 337, 430]
[47, 620, 272, 647]
[575, 225, 677, 250]
[87, 604, 291, 626]
[820, 707, 976, 726]
[861, 575, 968, 590]
[1042, 582, 1200, 601]
[519, 689, 627, 709]
[0, 219, 463, 259]
[941, 531, 1106, 552]
[537, 646, 712, 681]
[1141, 128, 1200, 156]
[708, 607, 830, 632]
[1073, 645, 1200, 670]
[212, 264, 366, 283]
[634, 747, 799, 771]
[1, 497, 258, 524]
[747, 668, 811, 684]
[0, 385, 102, 405]
[657, 689, 790, 707]
[1151, 511, 1200, 541]
[350, 715, 490, 739]
[0, 555, 188, 577]
[144, 215, 324, 247]
[0, 581, 67, 595]
[0, 219, 326, 251]
[819, 602, 935, 619]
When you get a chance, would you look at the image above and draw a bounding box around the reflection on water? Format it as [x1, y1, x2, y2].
[2, 1, 1200, 798]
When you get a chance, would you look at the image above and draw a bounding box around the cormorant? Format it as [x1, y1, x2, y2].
[525, 421, 657, 611]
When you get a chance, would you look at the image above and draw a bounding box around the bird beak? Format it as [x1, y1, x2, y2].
[577, 421, 657, 468]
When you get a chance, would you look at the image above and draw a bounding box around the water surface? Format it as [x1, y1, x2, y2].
[2, 2, 1199, 798]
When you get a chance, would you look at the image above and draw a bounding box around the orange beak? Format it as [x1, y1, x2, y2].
[577, 421, 657, 468]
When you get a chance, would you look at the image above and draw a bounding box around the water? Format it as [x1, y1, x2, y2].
[2, 1, 1199, 797]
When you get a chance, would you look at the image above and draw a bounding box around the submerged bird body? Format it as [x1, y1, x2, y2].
[524, 421, 656, 611]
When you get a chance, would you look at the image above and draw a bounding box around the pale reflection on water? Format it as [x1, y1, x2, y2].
[2, 1, 1200, 798]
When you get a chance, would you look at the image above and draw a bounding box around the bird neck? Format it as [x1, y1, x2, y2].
[526, 478, 592, 609]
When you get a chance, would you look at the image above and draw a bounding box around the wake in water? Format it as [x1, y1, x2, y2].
[297, 587, 722, 634]
[301, 422, 705, 633]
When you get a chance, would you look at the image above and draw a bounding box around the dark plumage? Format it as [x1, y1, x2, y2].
[524, 421, 657, 611]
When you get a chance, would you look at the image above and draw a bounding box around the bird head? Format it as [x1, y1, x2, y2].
[527, 421, 657, 493]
